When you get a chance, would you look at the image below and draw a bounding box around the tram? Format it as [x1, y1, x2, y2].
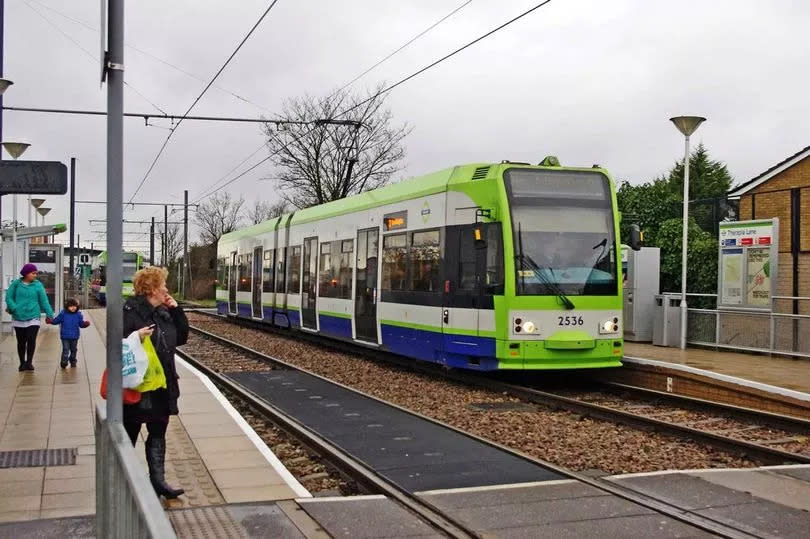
[216, 159, 640, 371]
[90, 251, 144, 305]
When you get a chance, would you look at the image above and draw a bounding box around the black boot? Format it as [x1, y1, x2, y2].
[145, 437, 184, 499]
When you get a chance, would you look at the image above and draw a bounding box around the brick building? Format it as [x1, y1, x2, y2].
[728, 145, 810, 353]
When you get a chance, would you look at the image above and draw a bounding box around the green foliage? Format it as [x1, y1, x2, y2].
[617, 144, 733, 296]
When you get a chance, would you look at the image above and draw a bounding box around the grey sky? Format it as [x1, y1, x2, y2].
[3, 0, 809, 251]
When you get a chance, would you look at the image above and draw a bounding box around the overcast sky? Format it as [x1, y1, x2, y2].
[3, 0, 809, 252]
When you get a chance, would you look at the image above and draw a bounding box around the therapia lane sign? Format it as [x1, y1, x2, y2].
[717, 219, 779, 310]
[0, 161, 68, 195]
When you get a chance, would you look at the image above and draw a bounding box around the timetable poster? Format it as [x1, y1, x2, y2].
[721, 248, 743, 305]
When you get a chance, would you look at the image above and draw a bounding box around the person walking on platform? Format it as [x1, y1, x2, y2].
[49, 298, 91, 368]
[5, 263, 55, 371]
[122, 266, 188, 499]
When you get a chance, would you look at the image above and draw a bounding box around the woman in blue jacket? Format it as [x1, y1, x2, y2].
[5, 263, 55, 371]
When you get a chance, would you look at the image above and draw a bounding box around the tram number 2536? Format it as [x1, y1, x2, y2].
[558, 315, 584, 326]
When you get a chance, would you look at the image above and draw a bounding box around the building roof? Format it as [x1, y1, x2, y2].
[728, 145, 810, 197]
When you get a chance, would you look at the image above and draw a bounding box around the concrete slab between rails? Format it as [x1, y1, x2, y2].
[417, 480, 709, 538]
[225, 370, 562, 492]
[296, 496, 442, 539]
[606, 470, 810, 538]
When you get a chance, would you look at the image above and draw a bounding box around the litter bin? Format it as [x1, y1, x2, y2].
[653, 294, 682, 347]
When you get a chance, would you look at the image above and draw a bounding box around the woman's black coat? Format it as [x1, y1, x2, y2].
[122, 294, 189, 417]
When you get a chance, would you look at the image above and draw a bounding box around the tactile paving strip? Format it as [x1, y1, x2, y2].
[162, 417, 226, 509]
[0, 448, 77, 468]
[169, 506, 248, 539]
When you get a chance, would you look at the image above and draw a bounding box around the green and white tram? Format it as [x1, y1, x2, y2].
[217, 159, 640, 370]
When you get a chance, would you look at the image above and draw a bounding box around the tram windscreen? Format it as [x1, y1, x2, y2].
[505, 169, 617, 296]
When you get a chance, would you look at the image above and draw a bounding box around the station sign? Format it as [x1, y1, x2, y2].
[0, 161, 68, 195]
[717, 219, 778, 310]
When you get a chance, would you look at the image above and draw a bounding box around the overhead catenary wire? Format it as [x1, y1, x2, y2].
[21, 0, 168, 115]
[126, 0, 283, 205]
[26, 0, 275, 115]
[195, 0, 555, 202]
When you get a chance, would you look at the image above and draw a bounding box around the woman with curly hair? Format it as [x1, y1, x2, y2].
[123, 266, 188, 499]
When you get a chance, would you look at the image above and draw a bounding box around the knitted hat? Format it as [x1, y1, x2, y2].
[20, 263, 38, 276]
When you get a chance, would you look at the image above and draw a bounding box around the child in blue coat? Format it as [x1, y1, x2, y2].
[50, 298, 91, 368]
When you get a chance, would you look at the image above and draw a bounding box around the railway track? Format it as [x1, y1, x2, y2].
[181, 323, 771, 538]
[186, 310, 810, 467]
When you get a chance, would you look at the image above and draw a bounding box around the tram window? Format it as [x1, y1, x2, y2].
[485, 224, 504, 294]
[382, 233, 408, 291]
[238, 253, 252, 292]
[459, 230, 477, 292]
[287, 246, 301, 294]
[262, 249, 274, 293]
[338, 240, 353, 299]
[276, 248, 286, 293]
[216, 257, 227, 286]
[409, 230, 440, 292]
[318, 243, 334, 298]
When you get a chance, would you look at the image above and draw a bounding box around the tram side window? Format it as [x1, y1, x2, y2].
[238, 253, 252, 292]
[216, 257, 227, 288]
[485, 224, 504, 294]
[409, 230, 440, 292]
[287, 246, 301, 294]
[338, 240, 353, 299]
[318, 243, 333, 297]
[275, 248, 286, 293]
[263, 250, 274, 293]
[382, 233, 408, 291]
[458, 230, 477, 292]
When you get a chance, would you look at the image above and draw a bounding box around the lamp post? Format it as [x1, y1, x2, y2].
[36, 207, 50, 243]
[669, 116, 706, 349]
[31, 198, 45, 224]
[2, 141, 30, 285]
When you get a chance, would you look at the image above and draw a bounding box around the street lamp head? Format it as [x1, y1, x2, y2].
[669, 116, 706, 137]
[37, 207, 51, 217]
[2, 141, 31, 159]
[0, 79, 12, 95]
[31, 198, 46, 209]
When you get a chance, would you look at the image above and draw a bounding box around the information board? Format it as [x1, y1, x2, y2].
[717, 219, 778, 310]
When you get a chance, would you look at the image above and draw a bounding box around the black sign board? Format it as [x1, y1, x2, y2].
[0, 161, 68, 195]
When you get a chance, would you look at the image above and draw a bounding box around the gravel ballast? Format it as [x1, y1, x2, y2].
[184, 313, 760, 475]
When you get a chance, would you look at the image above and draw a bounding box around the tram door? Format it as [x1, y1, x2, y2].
[354, 228, 379, 342]
[301, 237, 318, 329]
[252, 246, 263, 319]
[228, 252, 237, 314]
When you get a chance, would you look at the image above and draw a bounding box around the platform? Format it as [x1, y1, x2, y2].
[624, 342, 810, 393]
[0, 310, 308, 528]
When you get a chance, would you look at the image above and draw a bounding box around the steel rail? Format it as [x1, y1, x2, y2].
[184, 320, 762, 539]
[187, 310, 810, 466]
[600, 381, 810, 432]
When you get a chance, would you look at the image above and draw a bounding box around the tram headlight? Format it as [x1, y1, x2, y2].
[599, 317, 620, 334]
[521, 321, 536, 334]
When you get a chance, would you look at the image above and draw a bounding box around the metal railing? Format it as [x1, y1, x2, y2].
[661, 292, 810, 359]
[95, 406, 176, 538]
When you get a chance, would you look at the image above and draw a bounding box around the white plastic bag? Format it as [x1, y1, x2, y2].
[121, 330, 149, 389]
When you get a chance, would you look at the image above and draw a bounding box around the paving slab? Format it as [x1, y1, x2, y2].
[298, 496, 440, 538]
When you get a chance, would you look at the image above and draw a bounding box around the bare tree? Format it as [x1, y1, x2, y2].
[162, 224, 183, 265]
[194, 192, 245, 244]
[264, 84, 411, 208]
[247, 199, 288, 224]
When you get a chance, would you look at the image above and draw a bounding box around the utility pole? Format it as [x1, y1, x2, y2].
[163, 204, 168, 266]
[183, 189, 188, 298]
[149, 216, 155, 266]
[105, 0, 125, 424]
[69, 157, 76, 278]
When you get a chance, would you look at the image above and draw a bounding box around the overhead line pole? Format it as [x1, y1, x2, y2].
[69, 157, 76, 278]
[164, 205, 168, 266]
[105, 0, 125, 424]
[149, 217, 154, 265]
[183, 189, 188, 298]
